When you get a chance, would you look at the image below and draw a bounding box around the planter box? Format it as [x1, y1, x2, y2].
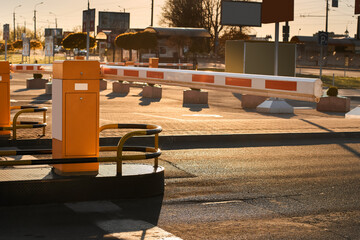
[316, 96, 350, 112]
[26, 78, 49, 89]
[112, 82, 130, 94]
[241, 94, 268, 109]
[100, 79, 107, 91]
[45, 82, 52, 95]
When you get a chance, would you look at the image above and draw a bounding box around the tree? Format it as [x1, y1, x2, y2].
[62, 33, 96, 50]
[162, 0, 204, 28]
[203, 0, 223, 55]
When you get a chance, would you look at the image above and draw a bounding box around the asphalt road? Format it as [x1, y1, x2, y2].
[156, 138, 360, 239]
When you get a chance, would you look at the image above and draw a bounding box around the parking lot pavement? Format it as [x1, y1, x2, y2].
[7, 73, 360, 140]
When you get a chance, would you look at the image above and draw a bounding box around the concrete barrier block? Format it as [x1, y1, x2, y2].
[45, 82, 52, 95]
[100, 79, 107, 91]
[241, 94, 268, 109]
[26, 78, 49, 89]
[316, 96, 350, 112]
[112, 81, 130, 94]
[142, 86, 162, 99]
[183, 90, 208, 104]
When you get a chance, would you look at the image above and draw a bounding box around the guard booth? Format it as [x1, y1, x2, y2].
[0, 61, 10, 139]
[52, 60, 100, 176]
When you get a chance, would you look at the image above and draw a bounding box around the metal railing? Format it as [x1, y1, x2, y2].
[0, 124, 162, 177]
[99, 123, 162, 175]
[0, 106, 48, 140]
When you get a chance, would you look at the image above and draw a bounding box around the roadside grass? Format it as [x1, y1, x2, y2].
[297, 74, 360, 89]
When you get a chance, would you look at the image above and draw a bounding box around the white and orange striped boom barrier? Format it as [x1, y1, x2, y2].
[101, 66, 322, 102]
[9, 62, 323, 102]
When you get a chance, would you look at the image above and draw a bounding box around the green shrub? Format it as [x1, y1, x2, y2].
[326, 86, 338, 96]
[33, 73, 43, 79]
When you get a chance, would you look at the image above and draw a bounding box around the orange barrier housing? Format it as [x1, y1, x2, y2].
[0, 62, 10, 138]
[52, 60, 100, 176]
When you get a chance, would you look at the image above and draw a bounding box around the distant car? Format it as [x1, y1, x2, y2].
[78, 50, 87, 56]
[54, 45, 65, 53]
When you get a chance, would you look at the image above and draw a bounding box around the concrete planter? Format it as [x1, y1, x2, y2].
[316, 96, 350, 112]
[112, 82, 130, 94]
[100, 79, 107, 91]
[241, 95, 268, 109]
[26, 78, 49, 89]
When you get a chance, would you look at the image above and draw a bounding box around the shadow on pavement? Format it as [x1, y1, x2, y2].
[14, 88, 31, 93]
[183, 104, 209, 112]
[139, 97, 161, 106]
[106, 92, 129, 99]
[30, 94, 51, 104]
[0, 195, 164, 239]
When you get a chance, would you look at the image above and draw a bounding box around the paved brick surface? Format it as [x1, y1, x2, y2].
[7, 73, 360, 140]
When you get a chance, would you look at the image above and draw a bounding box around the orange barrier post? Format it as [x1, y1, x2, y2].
[0, 62, 10, 139]
[52, 60, 100, 176]
[149, 58, 159, 68]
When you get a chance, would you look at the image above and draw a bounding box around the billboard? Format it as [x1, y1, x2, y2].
[356, 0, 360, 14]
[22, 38, 30, 56]
[98, 11, 130, 33]
[3, 24, 9, 40]
[45, 36, 54, 56]
[221, 1, 262, 27]
[262, 0, 294, 23]
[83, 8, 96, 32]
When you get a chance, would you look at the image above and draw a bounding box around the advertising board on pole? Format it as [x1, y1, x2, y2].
[45, 36, 54, 57]
[220, 1, 262, 27]
[22, 38, 30, 56]
[261, 0, 294, 23]
[3, 24, 9, 40]
[82, 9, 95, 32]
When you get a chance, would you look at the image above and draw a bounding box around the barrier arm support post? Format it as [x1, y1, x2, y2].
[52, 60, 100, 176]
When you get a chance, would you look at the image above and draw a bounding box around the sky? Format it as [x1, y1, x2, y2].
[0, 0, 358, 40]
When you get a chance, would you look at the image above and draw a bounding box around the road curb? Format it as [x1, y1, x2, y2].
[1, 131, 360, 150]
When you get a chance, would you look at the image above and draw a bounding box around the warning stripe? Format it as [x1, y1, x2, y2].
[226, 77, 252, 87]
[15, 66, 23, 70]
[265, 80, 297, 91]
[104, 68, 117, 75]
[26, 66, 34, 70]
[124, 70, 139, 77]
[192, 74, 214, 83]
[147, 71, 164, 79]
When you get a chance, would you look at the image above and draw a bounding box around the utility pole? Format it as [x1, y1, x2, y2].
[326, 0, 329, 33]
[86, 0, 90, 60]
[13, 5, 21, 42]
[34, 2, 44, 39]
[151, 0, 154, 26]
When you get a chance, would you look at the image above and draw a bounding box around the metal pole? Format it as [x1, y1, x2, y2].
[274, 22, 279, 76]
[13, 12, 16, 42]
[86, 0, 90, 60]
[5, 40, 7, 61]
[320, 46, 323, 80]
[151, 0, 154, 26]
[34, 9, 37, 39]
[326, 0, 329, 33]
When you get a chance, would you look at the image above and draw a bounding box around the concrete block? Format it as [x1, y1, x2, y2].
[241, 94, 268, 109]
[142, 86, 162, 99]
[100, 79, 107, 91]
[316, 96, 350, 112]
[257, 98, 294, 114]
[26, 78, 49, 89]
[183, 90, 208, 105]
[45, 82, 52, 95]
[346, 106, 360, 118]
[112, 82, 130, 94]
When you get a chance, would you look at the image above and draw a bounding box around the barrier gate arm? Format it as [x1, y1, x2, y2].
[101, 66, 323, 103]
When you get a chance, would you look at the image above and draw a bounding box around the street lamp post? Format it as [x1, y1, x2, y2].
[34, 2, 44, 39]
[49, 12, 57, 45]
[13, 5, 22, 42]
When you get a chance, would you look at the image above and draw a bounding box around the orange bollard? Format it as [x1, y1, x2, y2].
[149, 58, 159, 68]
[0, 61, 11, 139]
[52, 60, 100, 176]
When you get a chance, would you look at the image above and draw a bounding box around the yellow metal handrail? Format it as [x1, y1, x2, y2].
[12, 107, 47, 140]
[99, 124, 162, 175]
